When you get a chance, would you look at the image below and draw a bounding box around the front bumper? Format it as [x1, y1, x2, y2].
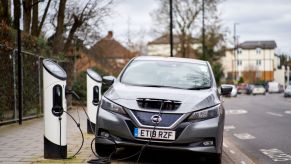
[95, 107, 224, 154]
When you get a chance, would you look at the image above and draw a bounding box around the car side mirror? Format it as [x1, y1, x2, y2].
[102, 76, 115, 87]
[220, 85, 233, 95]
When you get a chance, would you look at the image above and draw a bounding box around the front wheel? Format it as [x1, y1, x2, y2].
[208, 153, 222, 164]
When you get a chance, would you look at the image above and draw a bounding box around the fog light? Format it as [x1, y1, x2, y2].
[101, 131, 110, 138]
[203, 141, 214, 146]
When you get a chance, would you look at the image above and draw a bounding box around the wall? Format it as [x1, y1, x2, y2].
[147, 44, 173, 56]
[222, 48, 277, 82]
[274, 66, 285, 86]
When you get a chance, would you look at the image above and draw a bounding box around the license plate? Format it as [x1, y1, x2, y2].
[134, 128, 176, 140]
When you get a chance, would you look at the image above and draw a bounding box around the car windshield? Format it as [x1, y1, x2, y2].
[255, 85, 264, 88]
[120, 60, 211, 90]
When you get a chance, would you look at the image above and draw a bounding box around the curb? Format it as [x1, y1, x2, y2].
[223, 136, 256, 164]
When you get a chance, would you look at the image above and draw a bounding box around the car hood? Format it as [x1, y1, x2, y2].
[103, 82, 221, 113]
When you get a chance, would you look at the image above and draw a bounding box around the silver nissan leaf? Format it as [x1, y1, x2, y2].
[95, 56, 232, 163]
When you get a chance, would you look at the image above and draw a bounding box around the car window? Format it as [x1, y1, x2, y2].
[120, 60, 211, 90]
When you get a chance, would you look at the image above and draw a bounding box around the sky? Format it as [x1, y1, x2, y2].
[104, 0, 291, 54]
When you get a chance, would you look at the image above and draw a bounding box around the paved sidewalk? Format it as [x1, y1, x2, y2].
[0, 107, 96, 164]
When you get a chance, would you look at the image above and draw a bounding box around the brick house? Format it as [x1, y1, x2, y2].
[76, 31, 136, 74]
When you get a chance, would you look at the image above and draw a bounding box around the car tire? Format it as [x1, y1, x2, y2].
[208, 153, 222, 164]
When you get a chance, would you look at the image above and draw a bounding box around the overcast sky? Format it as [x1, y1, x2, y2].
[104, 0, 291, 54]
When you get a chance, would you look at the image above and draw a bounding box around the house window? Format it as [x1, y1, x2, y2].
[256, 59, 261, 66]
[256, 48, 261, 54]
[237, 48, 242, 54]
[237, 60, 242, 66]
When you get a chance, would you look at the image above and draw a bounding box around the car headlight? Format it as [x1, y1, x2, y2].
[187, 105, 220, 121]
[101, 97, 127, 115]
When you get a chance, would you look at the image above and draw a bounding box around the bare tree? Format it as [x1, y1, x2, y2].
[53, 0, 67, 53]
[151, 0, 220, 58]
[45, 0, 114, 53]
[23, 0, 32, 33]
[30, 0, 38, 35]
[35, 0, 52, 36]
[63, 0, 114, 51]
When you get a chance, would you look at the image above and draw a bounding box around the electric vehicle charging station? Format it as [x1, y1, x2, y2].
[86, 69, 102, 134]
[43, 59, 67, 159]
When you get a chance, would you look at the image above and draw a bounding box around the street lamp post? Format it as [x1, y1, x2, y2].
[233, 23, 239, 81]
[202, 0, 205, 60]
[18, 0, 44, 125]
[17, 5, 22, 125]
[263, 44, 266, 81]
[169, 0, 173, 57]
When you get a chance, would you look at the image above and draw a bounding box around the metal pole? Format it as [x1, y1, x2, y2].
[264, 45, 266, 81]
[202, 0, 205, 60]
[12, 50, 17, 121]
[233, 23, 238, 81]
[287, 57, 290, 86]
[17, 0, 43, 124]
[18, 3, 22, 125]
[38, 56, 42, 116]
[170, 0, 173, 57]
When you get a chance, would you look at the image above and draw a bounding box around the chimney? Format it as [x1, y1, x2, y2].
[107, 31, 113, 39]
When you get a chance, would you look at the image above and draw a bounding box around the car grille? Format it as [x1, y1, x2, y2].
[136, 98, 181, 110]
[131, 110, 183, 127]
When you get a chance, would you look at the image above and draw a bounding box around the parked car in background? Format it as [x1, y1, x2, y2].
[279, 84, 284, 93]
[268, 81, 280, 93]
[237, 83, 247, 94]
[221, 84, 237, 97]
[246, 84, 255, 95]
[284, 85, 291, 97]
[252, 85, 266, 95]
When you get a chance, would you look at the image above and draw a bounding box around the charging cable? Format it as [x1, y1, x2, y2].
[66, 88, 114, 164]
[62, 88, 85, 159]
[66, 89, 165, 164]
[88, 98, 165, 164]
[135, 101, 164, 163]
[63, 110, 84, 158]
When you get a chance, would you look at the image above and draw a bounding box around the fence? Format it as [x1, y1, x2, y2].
[0, 44, 71, 124]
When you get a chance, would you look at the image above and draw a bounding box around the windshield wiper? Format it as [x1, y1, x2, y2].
[137, 84, 163, 88]
[187, 86, 211, 90]
[136, 84, 184, 89]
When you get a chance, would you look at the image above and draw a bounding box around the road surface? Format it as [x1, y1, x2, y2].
[224, 93, 291, 164]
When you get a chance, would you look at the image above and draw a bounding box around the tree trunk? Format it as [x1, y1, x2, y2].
[23, 0, 32, 33]
[0, 0, 10, 24]
[36, 0, 51, 36]
[31, 0, 38, 36]
[180, 31, 187, 58]
[53, 0, 67, 54]
[13, 0, 20, 29]
[64, 16, 81, 53]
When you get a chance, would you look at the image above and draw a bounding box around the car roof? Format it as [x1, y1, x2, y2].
[133, 56, 208, 65]
[222, 84, 235, 87]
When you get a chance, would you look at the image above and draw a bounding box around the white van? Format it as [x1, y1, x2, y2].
[268, 81, 280, 93]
